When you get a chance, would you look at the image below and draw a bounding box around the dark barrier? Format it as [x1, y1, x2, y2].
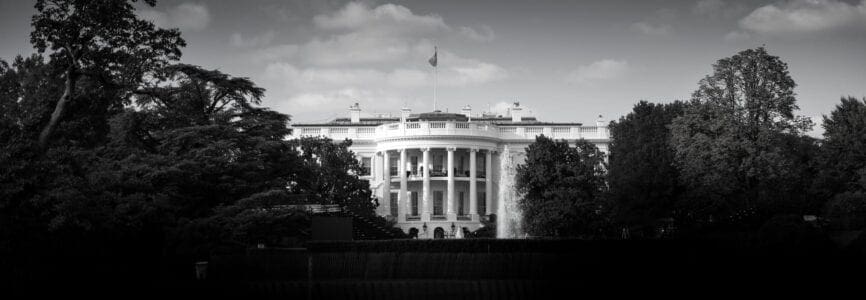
[206, 238, 866, 298]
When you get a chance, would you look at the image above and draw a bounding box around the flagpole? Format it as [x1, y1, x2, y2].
[433, 62, 437, 111]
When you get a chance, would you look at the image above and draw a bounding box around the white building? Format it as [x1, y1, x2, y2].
[289, 102, 609, 239]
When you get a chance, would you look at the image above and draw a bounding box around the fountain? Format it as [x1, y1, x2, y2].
[497, 145, 523, 238]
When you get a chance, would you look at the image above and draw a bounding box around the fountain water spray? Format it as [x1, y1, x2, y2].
[497, 145, 523, 238]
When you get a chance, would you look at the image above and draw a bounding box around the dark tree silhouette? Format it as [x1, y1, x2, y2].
[670, 47, 815, 228]
[608, 100, 686, 236]
[516, 136, 608, 237]
[30, 0, 185, 149]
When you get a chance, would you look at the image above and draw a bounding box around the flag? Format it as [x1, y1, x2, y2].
[428, 47, 437, 67]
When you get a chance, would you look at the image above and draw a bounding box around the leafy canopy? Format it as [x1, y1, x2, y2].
[670, 47, 814, 224]
[516, 136, 608, 237]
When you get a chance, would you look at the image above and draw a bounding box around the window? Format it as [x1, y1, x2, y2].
[458, 192, 465, 215]
[390, 159, 398, 176]
[411, 156, 418, 175]
[433, 154, 443, 173]
[478, 192, 486, 215]
[360, 157, 371, 176]
[411, 192, 419, 216]
[389, 192, 398, 217]
[433, 191, 444, 215]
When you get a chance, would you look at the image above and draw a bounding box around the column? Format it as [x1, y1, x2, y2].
[485, 150, 493, 215]
[383, 151, 392, 217]
[371, 154, 377, 180]
[422, 147, 431, 221]
[446, 147, 456, 220]
[469, 147, 478, 220]
[399, 148, 408, 222]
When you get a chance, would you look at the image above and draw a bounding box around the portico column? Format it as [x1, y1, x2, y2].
[399, 148, 408, 222]
[485, 150, 493, 215]
[422, 147, 431, 221]
[446, 147, 456, 220]
[469, 147, 478, 220]
[383, 151, 392, 216]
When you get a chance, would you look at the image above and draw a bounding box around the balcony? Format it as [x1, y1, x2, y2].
[294, 122, 609, 141]
[375, 121, 500, 140]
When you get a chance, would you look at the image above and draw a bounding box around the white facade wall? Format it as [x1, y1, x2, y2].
[290, 114, 609, 239]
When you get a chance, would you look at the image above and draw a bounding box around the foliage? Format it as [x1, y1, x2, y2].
[135, 64, 265, 128]
[30, 0, 185, 148]
[607, 100, 686, 234]
[469, 214, 497, 238]
[288, 137, 377, 216]
[515, 136, 608, 237]
[0, 2, 385, 273]
[814, 97, 866, 199]
[670, 47, 815, 227]
[824, 192, 866, 230]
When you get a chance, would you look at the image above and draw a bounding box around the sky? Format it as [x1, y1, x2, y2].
[1, 0, 865, 136]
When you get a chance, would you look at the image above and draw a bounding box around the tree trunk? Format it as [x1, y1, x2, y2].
[38, 67, 76, 149]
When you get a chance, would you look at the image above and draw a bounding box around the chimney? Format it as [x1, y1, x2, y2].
[400, 106, 411, 123]
[596, 114, 605, 127]
[461, 105, 472, 118]
[510, 101, 523, 122]
[349, 103, 361, 123]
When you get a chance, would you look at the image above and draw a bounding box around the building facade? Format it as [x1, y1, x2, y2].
[290, 102, 609, 239]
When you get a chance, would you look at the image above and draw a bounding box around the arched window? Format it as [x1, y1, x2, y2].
[433, 227, 445, 239]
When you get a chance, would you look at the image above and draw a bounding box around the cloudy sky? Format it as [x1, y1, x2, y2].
[1, 0, 865, 135]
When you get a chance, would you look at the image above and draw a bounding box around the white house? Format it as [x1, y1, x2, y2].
[289, 102, 609, 239]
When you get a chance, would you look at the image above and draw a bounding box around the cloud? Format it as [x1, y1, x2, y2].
[694, 0, 726, 16]
[312, 2, 448, 36]
[231, 30, 277, 48]
[724, 30, 752, 41]
[263, 63, 428, 90]
[450, 62, 507, 85]
[566, 59, 629, 84]
[138, 3, 211, 32]
[693, 0, 747, 19]
[630, 8, 677, 36]
[278, 88, 423, 116]
[459, 25, 495, 42]
[245, 1, 507, 118]
[630, 22, 673, 36]
[738, 0, 866, 36]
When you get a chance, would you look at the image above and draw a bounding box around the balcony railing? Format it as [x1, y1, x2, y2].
[293, 122, 609, 140]
[375, 121, 500, 140]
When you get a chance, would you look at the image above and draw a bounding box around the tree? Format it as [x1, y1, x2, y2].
[815, 97, 866, 229]
[670, 47, 814, 227]
[135, 64, 265, 128]
[30, 0, 185, 149]
[815, 97, 866, 196]
[608, 100, 686, 236]
[288, 137, 377, 216]
[516, 136, 608, 237]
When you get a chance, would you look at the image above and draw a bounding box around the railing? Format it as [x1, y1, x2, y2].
[375, 121, 500, 140]
[293, 122, 608, 140]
